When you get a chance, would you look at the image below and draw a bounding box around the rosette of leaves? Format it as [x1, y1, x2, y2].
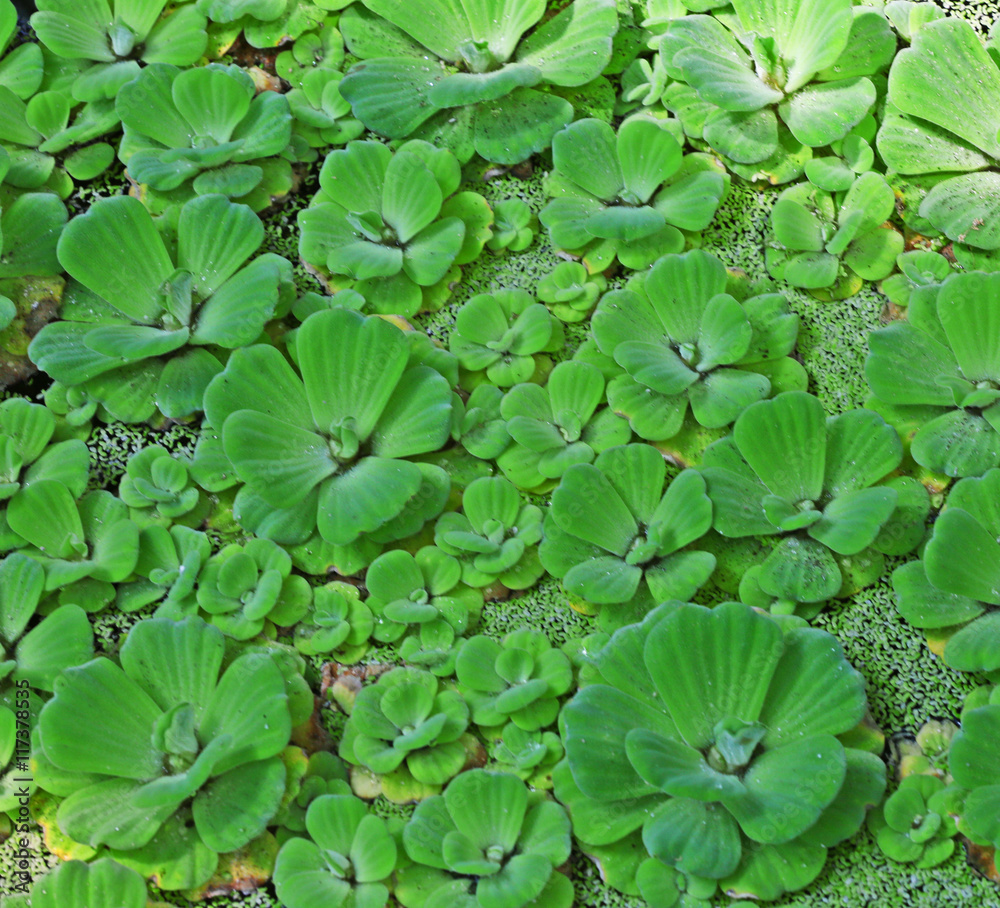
[616, 54, 669, 116]
[397, 769, 573, 908]
[286, 68, 363, 155]
[275, 15, 345, 85]
[0, 553, 93, 695]
[339, 666, 471, 787]
[35, 616, 295, 886]
[337, 0, 617, 165]
[0, 397, 89, 552]
[31, 1, 208, 101]
[487, 199, 536, 254]
[893, 469, 1000, 676]
[879, 250, 955, 312]
[450, 290, 564, 388]
[197, 0, 341, 49]
[0, 87, 119, 193]
[536, 261, 607, 324]
[452, 384, 511, 461]
[29, 194, 295, 423]
[118, 445, 204, 526]
[489, 722, 563, 787]
[658, 1, 893, 178]
[0, 0, 43, 101]
[591, 249, 802, 441]
[298, 140, 490, 317]
[765, 172, 904, 298]
[497, 360, 631, 490]
[560, 601, 886, 901]
[0, 553, 93, 817]
[203, 307, 455, 558]
[292, 581, 373, 663]
[700, 391, 919, 613]
[116, 63, 293, 210]
[0, 192, 67, 278]
[947, 704, 1000, 850]
[6, 485, 139, 599]
[877, 17, 1000, 249]
[434, 476, 544, 590]
[365, 547, 483, 648]
[274, 792, 397, 908]
[115, 524, 211, 614]
[540, 117, 726, 270]
[867, 775, 960, 868]
[539, 444, 715, 611]
[865, 271, 1000, 478]
[273, 751, 351, 839]
[455, 629, 572, 732]
[7, 859, 150, 908]
[186, 538, 313, 641]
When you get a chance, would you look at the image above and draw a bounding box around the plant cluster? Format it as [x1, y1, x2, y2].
[5, 0, 1000, 906]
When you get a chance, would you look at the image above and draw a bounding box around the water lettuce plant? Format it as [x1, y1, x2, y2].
[338, 0, 618, 165]
[450, 290, 564, 388]
[32, 0, 208, 100]
[0, 397, 89, 552]
[35, 616, 295, 887]
[659, 0, 891, 176]
[203, 307, 454, 556]
[878, 17, 1000, 249]
[765, 173, 904, 298]
[364, 546, 483, 647]
[118, 445, 204, 526]
[948, 703, 1000, 850]
[893, 469, 1000, 676]
[559, 601, 886, 901]
[455, 629, 572, 732]
[338, 666, 470, 788]
[536, 262, 607, 323]
[29, 194, 294, 423]
[497, 360, 631, 490]
[700, 391, 916, 612]
[273, 792, 397, 908]
[292, 581, 373, 662]
[487, 198, 536, 254]
[116, 63, 293, 210]
[539, 444, 715, 610]
[865, 271, 1000, 478]
[868, 775, 960, 868]
[435, 476, 545, 590]
[299, 140, 489, 317]
[591, 249, 802, 441]
[540, 117, 727, 269]
[397, 769, 573, 908]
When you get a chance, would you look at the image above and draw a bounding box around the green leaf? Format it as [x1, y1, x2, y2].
[642, 798, 741, 878]
[646, 249, 728, 345]
[758, 535, 842, 603]
[618, 117, 681, 204]
[937, 272, 1000, 382]
[921, 172, 1000, 251]
[675, 47, 780, 112]
[808, 487, 897, 556]
[382, 151, 442, 244]
[563, 556, 642, 604]
[724, 734, 846, 843]
[40, 657, 163, 779]
[340, 57, 445, 139]
[472, 88, 573, 166]
[912, 409, 1000, 478]
[57, 196, 173, 324]
[515, 0, 617, 86]
[402, 217, 465, 285]
[949, 704, 1000, 790]
[552, 463, 637, 556]
[925, 507, 1000, 605]
[317, 457, 423, 545]
[780, 77, 875, 147]
[888, 18, 1000, 161]
[771, 198, 825, 252]
[192, 756, 286, 852]
[15, 604, 93, 692]
[734, 392, 825, 503]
